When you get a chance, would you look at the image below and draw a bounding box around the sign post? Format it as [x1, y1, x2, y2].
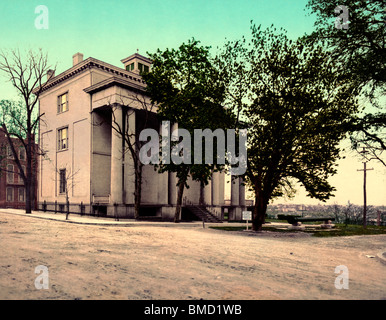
[242, 211, 252, 231]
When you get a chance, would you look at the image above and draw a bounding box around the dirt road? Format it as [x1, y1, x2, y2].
[0, 211, 385, 300]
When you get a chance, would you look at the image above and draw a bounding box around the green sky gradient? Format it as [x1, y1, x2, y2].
[0, 0, 316, 76]
[0, 0, 385, 206]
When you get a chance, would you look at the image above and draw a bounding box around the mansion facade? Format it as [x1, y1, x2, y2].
[36, 52, 247, 221]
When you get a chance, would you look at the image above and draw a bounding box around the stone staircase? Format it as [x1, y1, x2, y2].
[186, 205, 222, 223]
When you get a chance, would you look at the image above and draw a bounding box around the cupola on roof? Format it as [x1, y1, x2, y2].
[121, 53, 152, 75]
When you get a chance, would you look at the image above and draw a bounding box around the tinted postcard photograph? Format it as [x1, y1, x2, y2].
[0, 0, 384, 313]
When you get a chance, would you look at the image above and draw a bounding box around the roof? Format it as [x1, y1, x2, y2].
[83, 75, 147, 95]
[121, 53, 152, 65]
[33, 57, 147, 95]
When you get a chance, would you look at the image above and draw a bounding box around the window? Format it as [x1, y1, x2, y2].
[6, 145, 14, 159]
[19, 147, 26, 160]
[138, 63, 149, 74]
[7, 164, 14, 183]
[126, 62, 134, 71]
[58, 93, 68, 113]
[59, 169, 66, 194]
[18, 188, 25, 202]
[6, 187, 13, 202]
[18, 165, 25, 184]
[57, 127, 68, 151]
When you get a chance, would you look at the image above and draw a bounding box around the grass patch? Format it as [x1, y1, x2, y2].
[209, 225, 297, 233]
[210, 226, 247, 232]
[210, 223, 386, 237]
[310, 224, 386, 237]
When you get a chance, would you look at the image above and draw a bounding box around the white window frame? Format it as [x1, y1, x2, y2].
[7, 164, 14, 183]
[18, 187, 25, 202]
[6, 145, 14, 159]
[57, 92, 69, 114]
[57, 127, 69, 151]
[59, 168, 67, 194]
[6, 187, 13, 202]
[18, 165, 25, 185]
[19, 147, 26, 160]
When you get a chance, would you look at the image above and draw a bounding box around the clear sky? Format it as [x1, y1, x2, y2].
[0, 0, 385, 206]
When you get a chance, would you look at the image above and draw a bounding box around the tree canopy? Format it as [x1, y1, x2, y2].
[143, 39, 235, 221]
[306, 0, 385, 164]
[219, 24, 360, 230]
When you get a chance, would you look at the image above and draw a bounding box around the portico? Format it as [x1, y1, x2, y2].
[37, 52, 248, 221]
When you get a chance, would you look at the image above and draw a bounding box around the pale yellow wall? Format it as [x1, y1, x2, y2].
[39, 71, 92, 204]
[91, 85, 157, 112]
[40, 130, 55, 199]
[91, 69, 111, 86]
[91, 111, 111, 197]
[183, 177, 201, 205]
[38, 63, 226, 210]
[141, 164, 159, 204]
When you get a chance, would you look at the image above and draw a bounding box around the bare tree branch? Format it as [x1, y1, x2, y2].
[0, 49, 54, 213]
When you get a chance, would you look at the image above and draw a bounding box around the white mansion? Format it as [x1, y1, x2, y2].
[37, 52, 248, 221]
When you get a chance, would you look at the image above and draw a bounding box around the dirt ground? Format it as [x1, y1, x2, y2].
[0, 211, 385, 300]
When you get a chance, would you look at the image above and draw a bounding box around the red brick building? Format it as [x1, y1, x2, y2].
[0, 131, 38, 210]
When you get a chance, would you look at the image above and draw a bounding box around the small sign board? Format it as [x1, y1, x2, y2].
[242, 211, 252, 231]
[242, 211, 252, 221]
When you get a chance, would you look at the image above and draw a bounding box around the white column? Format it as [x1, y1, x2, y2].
[218, 171, 225, 206]
[158, 120, 168, 204]
[212, 171, 222, 206]
[231, 177, 240, 206]
[239, 177, 246, 207]
[124, 109, 136, 204]
[204, 180, 212, 205]
[111, 105, 124, 204]
[167, 122, 178, 205]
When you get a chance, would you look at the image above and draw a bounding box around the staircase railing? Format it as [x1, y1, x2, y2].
[203, 205, 221, 220]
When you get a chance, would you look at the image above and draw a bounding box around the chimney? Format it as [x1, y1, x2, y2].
[46, 69, 55, 81]
[72, 52, 84, 66]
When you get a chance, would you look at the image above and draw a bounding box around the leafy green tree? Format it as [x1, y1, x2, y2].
[143, 39, 234, 222]
[220, 24, 360, 231]
[0, 49, 54, 213]
[305, 0, 385, 164]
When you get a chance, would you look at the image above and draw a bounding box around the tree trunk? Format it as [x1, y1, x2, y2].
[26, 135, 32, 214]
[252, 192, 268, 231]
[66, 200, 70, 220]
[25, 183, 32, 214]
[65, 188, 70, 220]
[175, 182, 185, 223]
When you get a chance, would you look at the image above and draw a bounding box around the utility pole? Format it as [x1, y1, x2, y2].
[357, 147, 374, 228]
